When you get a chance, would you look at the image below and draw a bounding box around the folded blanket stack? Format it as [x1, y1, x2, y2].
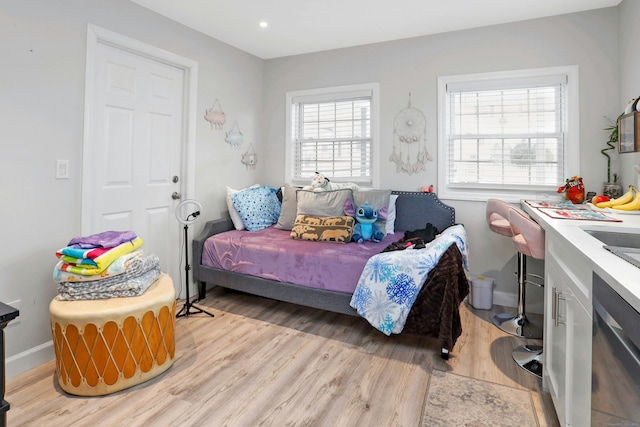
[53, 230, 161, 301]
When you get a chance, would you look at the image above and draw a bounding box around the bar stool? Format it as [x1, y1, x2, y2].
[486, 200, 543, 340]
[486, 199, 514, 238]
[507, 206, 545, 378]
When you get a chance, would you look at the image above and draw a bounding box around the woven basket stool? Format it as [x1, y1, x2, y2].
[49, 273, 176, 396]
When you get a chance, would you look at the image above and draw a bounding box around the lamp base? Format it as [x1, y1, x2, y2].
[176, 298, 214, 318]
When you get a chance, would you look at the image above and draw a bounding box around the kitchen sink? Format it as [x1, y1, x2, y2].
[581, 226, 640, 268]
[582, 228, 640, 249]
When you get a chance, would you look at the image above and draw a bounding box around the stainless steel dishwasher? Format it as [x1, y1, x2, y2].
[591, 272, 640, 426]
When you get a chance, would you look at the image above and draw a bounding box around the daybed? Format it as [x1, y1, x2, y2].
[192, 190, 469, 357]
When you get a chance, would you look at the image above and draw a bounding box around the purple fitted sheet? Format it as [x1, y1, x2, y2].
[202, 226, 402, 293]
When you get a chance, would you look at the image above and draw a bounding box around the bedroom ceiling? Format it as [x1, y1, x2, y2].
[130, 0, 621, 59]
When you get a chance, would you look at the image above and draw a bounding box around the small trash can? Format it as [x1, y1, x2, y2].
[469, 276, 494, 310]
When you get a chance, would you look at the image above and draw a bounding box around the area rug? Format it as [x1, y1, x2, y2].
[421, 369, 538, 427]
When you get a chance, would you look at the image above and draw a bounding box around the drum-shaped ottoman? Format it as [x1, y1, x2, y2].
[49, 273, 176, 396]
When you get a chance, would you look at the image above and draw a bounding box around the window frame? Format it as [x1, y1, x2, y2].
[285, 83, 380, 188]
[437, 66, 579, 203]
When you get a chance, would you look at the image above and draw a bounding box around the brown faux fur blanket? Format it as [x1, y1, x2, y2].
[402, 244, 469, 352]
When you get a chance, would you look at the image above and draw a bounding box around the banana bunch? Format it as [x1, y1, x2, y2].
[595, 185, 640, 210]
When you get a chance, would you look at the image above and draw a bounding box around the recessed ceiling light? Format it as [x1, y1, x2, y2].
[259, 21, 268, 28]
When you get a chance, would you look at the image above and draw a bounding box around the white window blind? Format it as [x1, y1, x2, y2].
[291, 90, 373, 186]
[438, 67, 578, 201]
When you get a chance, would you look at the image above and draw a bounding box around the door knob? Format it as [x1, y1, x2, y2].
[171, 192, 181, 200]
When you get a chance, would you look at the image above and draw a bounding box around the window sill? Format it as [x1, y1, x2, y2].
[439, 188, 563, 204]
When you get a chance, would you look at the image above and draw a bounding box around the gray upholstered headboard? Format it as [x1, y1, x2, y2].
[392, 191, 455, 233]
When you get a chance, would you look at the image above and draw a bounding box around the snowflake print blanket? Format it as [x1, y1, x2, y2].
[350, 224, 468, 335]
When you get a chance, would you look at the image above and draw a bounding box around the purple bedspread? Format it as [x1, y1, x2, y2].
[202, 226, 403, 293]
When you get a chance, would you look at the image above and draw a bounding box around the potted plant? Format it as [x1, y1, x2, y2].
[602, 115, 623, 198]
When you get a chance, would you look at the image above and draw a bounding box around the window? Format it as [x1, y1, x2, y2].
[285, 83, 379, 187]
[437, 66, 579, 202]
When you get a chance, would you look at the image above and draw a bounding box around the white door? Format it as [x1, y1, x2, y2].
[82, 26, 197, 295]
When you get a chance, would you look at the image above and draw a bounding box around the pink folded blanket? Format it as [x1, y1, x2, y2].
[56, 245, 111, 262]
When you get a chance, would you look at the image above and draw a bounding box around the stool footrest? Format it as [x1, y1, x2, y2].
[513, 345, 543, 378]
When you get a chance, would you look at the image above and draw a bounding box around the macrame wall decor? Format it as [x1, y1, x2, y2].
[225, 121, 244, 149]
[241, 143, 257, 170]
[390, 93, 432, 175]
[204, 98, 226, 130]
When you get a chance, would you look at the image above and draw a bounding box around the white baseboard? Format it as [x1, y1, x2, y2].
[492, 289, 517, 308]
[491, 290, 544, 314]
[6, 341, 54, 379]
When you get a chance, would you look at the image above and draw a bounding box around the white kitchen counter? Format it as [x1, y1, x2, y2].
[522, 201, 640, 313]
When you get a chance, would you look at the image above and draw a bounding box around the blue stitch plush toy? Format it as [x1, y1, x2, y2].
[344, 199, 387, 243]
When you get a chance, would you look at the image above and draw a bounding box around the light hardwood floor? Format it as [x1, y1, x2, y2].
[6, 289, 559, 426]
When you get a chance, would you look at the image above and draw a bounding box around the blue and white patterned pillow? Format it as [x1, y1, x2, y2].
[231, 186, 282, 231]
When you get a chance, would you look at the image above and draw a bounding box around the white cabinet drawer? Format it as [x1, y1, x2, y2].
[547, 230, 591, 311]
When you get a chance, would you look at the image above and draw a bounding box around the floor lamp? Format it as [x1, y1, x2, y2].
[175, 199, 214, 319]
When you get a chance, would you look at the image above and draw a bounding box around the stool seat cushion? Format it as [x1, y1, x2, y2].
[513, 233, 533, 257]
[486, 199, 514, 237]
[489, 216, 512, 236]
[508, 208, 545, 260]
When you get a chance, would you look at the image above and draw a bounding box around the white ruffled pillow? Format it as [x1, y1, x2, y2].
[386, 194, 398, 234]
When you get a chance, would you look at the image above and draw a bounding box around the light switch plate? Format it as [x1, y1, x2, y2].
[56, 159, 69, 179]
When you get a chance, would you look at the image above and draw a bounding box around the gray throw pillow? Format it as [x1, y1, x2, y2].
[274, 183, 299, 230]
[352, 189, 392, 234]
[296, 188, 353, 217]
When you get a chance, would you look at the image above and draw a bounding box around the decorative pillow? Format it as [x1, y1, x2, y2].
[274, 183, 299, 230]
[231, 186, 282, 231]
[226, 184, 260, 230]
[290, 215, 355, 243]
[386, 194, 399, 234]
[352, 189, 392, 234]
[296, 188, 353, 217]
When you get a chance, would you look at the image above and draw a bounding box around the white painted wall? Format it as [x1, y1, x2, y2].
[0, 0, 263, 377]
[262, 7, 622, 311]
[617, 0, 640, 189]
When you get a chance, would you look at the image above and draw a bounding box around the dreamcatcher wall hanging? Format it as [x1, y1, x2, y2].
[225, 121, 244, 149]
[204, 98, 225, 130]
[390, 93, 432, 175]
